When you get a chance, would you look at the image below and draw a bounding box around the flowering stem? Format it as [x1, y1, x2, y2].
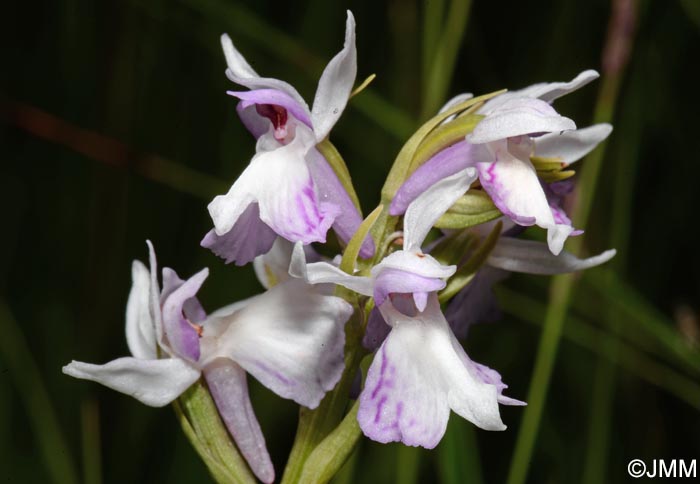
[506, 3, 638, 483]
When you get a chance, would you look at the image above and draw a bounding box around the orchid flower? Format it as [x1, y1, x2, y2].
[202, 11, 374, 266]
[63, 242, 352, 483]
[357, 293, 523, 448]
[390, 70, 613, 255]
[291, 168, 480, 313]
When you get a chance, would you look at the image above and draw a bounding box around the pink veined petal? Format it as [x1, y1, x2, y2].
[125, 260, 157, 359]
[534, 123, 613, 165]
[469, 97, 576, 144]
[487, 237, 616, 275]
[161, 267, 207, 324]
[311, 11, 357, 141]
[204, 359, 275, 484]
[306, 147, 375, 258]
[357, 296, 505, 448]
[205, 280, 351, 408]
[201, 203, 277, 267]
[62, 357, 200, 407]
[475, 140, 572, 254]
[161, 268, 208, 362]
[390, 141, 477, 216]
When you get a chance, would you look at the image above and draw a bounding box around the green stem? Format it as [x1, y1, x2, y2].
[506, 2, 638, 481]
[0, 301, 79, 484]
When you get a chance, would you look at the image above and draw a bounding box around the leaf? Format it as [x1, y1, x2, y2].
[340, 205, 384, 273]
[434, 191, 501, 230]
[537, 170, 576, 183]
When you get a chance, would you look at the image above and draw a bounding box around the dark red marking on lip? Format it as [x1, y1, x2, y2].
[256, 104, 288, 136]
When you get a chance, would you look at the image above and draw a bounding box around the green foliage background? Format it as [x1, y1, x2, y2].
[1, 0, 699, 482]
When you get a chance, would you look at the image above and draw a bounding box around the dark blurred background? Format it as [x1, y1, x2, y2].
[1, 0, 699, 483]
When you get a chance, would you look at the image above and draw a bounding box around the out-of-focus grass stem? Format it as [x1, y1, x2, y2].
[81, 398, 103, 484]
[506, 2, 639, 484]
[0, 301, 79, 484]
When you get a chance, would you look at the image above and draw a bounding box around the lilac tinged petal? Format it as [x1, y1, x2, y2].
[374, 250, 455, 280]
[253, 238, 295, 289]
[488, 237, 616, 274]
[237, 103, 270, 139]
[125, 261, 157, 359]
[229, 89, 312, 128]
[357, 297, 505, 448]
[220, 34, 310, 115]
[362, 307, 391, 351]
[289, 242, 374, 296]
[208, 126, 337, 244]
[204, 359, 274, 484]
[373, 268, 445, 308]
[534, 123, 612, 165]
[402, 167, 478, 250]
[311, 11, 357, 141]
[306, 148, 374, 257]
[161, 268, 208, 362]
[445, 267, 508, 339]
[476, 140, 572, 254]
[457, 353, 525, 406]
[161, 268, 207, 324]
[201, 203, 277, 267]
[63, 357, 200, 407]
[391, 141, 476, 216]
[469, 97, 576, 144]
[207, 280, 351, 408]
[518, 69, 600, 103]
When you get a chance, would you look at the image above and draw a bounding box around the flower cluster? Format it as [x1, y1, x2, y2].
[64, 10, 615, 483]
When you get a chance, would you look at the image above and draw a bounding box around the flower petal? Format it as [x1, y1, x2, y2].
[487, 237, 616, 274]
[439, 93, 475, 114]
[207, 280, 352, 408]
[476, 140, 572, 254]
[357, 297, 505, 448]
[289, 242, 374, 296]
[468, 360, 526, 406]
[390, 141, 476, 216]
[125, 260, 157, 359]
[146, 241, 165, 347]
[362, 307, 391, 351]
[518, 69, 600, 103]
[402, 166, 478, 250]
[63, 357, 200, 407]
[534, 123, 612, 165]
[306, 147, 374, 257]
[220, 34, 310, 115]
[311, 11, 357, 141]
[469, 97, 576, 144]
[161, 268, 207, 323]
[204, 359, 274, 484]
[373, 250, 456, 280]
[229, 89, 312, 129]
[161, 268, 208, 362]
[201, 203, 277, 267]
[373, 268, 445, 308]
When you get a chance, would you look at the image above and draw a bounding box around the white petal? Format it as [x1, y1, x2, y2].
[373, 250, 456, 280]
[146, 241, 166, 347]
[488, 237, 616, 274]
[438, 93, 475, 114]
[63, 357, 200, 407]
[519, 69, 600, 103]
[469, 97, 576, 144]
[534, 124, 613, 165]
[476, 140, 571, 254]
[220, 34, 310, 115]
[289, 242, 373, 296]
[207, 161, 261, 236]
[125, 260, 157, 359]
[403, 167, 478, 251]
[357, 297, 505, 448]
[207, 280, 352, 408]
[311, 11, 357, 141]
